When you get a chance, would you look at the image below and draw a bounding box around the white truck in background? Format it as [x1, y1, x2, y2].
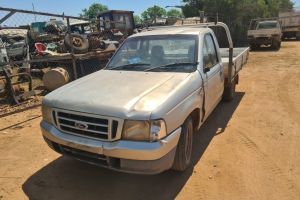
[279, 11, 300, 40]
[247, 19, 282, 50]
[40, 22, 249, 174]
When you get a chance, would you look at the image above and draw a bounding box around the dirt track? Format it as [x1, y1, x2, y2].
[0, 41, 299, 200]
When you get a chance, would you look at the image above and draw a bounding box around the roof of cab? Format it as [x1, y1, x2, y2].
[130, 27, 211, 38]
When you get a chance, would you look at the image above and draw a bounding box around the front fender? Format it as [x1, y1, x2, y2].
[163, 88, 203, 133]
[150, 72, 204, 133]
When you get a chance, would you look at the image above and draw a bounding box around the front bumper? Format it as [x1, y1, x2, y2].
[248, 35, 281, 45]
[41, 120, 181, 174]
[248, 37, 272, 45]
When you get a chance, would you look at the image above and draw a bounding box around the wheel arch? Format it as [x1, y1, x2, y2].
[159, 89, 203, 134]
[190, 108, 201, 131]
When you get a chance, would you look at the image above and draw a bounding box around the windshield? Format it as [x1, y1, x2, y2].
[257, 21, 278, 29]
[106, 35, 198, 72]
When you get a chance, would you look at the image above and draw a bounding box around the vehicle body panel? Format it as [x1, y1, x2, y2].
[247, 28, 282, 37]
[247, 20, 282, 46]
[220, 47, 249, 79]
[43, 70, 192, 125]
[0, 29, 28, 60]
[279, 11, 300, 38]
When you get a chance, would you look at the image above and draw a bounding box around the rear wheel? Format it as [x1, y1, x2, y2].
[222, 83, 236, 102]
[172, 116, 194, 171]
[250, 44, 258, 51]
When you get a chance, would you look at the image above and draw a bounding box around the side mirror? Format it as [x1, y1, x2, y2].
[204, 67, 210, 73]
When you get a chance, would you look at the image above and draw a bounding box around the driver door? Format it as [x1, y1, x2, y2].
[202, 33, 223, 115]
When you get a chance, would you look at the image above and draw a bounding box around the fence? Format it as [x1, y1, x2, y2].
[0, 7, 133, 105]
[0, 7, 130, 80]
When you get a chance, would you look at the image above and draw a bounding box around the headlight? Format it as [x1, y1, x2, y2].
[41, 105, 52, 124]
[122, 120, 150, 141]
[122, 120, 167, 142]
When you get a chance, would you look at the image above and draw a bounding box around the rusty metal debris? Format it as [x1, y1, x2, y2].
[0, 7, 135, 105]
[0, 66, 35, 105]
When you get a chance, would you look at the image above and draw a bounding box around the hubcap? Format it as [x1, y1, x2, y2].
[72, 37, 83, 47]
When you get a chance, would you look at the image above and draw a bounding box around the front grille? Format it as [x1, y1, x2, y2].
[256, 37, 270, 42]
[54, 110, 118, 140]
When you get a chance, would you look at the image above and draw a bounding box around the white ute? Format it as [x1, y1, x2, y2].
[247, 19, 282, 50]
[40, 22, 249, 174]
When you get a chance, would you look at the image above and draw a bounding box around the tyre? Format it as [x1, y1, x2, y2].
[271, 40, 281, 50]
[45, 23, 61, 34]
[42, 67, 70, 91]
[64, 33, 89, 54]
[0, 79, 6, 98]
[250, 44, 258, 51]
[172, 116, 194, 171]
[222, 83, 236, 102]
[278, 41, 281, 49]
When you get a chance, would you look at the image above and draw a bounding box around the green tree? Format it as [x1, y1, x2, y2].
[182, 0, 204, 18]
[182, 0, 293, 21]
[167, 9, 183, 18]
[80, 3, 108, 19]
[141, 5, 167, 22]
[134, 15, 142, 24]
[265, 0, 294, 16]
[181, 0, 294, 45]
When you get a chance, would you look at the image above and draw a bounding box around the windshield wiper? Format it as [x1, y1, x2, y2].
[145, 62, 198, 72]
[109, 63, 150, 70]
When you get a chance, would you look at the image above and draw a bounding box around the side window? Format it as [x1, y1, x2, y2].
[104, 16, 111, 29]
[203, 34, 219, 69]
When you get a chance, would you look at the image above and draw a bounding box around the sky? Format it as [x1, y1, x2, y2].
[0, 0, 299, 17]
[0, 0, 182, 16]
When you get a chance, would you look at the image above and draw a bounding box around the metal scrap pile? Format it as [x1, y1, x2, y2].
[28, 18, 120, 56]
[0, 7, 136, 105]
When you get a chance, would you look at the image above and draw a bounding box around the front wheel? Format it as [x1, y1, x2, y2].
[250, 44, 257, 51]
[172, 116, 194, 171]
[271, 40, 281, 50]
